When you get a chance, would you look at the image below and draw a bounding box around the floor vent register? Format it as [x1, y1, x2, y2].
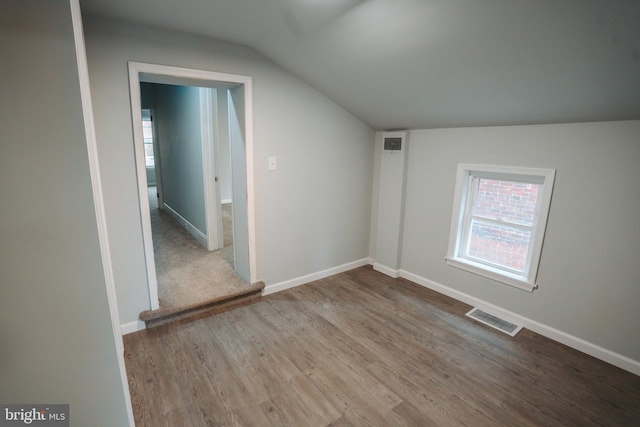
[466, 307, 523, 336]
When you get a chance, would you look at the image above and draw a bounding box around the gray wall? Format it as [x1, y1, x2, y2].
[146, 83, 207, 234]
[376, 121, 640, 362]
[146, 167, 156, 186]
[0, 1, 130, 425]
[83, 16, 374, 326]
[229, 85, 251, 281]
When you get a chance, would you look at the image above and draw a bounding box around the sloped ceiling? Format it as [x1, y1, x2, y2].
[79, 0, 640, 130]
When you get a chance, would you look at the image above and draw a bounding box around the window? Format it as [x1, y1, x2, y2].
[446, 164, 555, 292]
[142, 109, 155, 168]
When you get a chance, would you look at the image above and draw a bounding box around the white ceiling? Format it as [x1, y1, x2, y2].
[79, 0, 640, 130]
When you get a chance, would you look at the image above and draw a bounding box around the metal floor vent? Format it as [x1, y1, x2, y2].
[466, 308, 523, 336]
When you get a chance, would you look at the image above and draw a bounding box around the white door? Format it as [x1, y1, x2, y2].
[200, 88, 223, 251]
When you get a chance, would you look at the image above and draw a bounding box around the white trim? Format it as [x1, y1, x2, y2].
[445, 257, 536, 292]
[210, 89, 225, 250]
[399, 269, 640, 376]
[372, 263, 401, 278]
[200, 87, 223, 251]
[244, 81, 257, 284]
[221, 198, 233, 204]
[120, 320, 146, 335]
[127, 62, 257, 308]
[163, 203, 208, 248]
[262, 258, 370, 296]
[128, 64, 160, 311]
[70, 1, 135, 425]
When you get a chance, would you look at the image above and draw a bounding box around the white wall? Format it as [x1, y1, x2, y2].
[83, 16, 374, 326]
[0, 1, 130, 424]
[372, 134, 408, 276]
[379, 121, 640, 364]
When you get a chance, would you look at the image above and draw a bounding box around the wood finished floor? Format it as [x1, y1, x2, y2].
[123, 266, 640, 426]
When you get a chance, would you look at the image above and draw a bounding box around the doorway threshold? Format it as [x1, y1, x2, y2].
[140, 281, 264, 328]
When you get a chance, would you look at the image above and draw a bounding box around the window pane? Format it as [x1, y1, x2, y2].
[473, 179, 539, 225]
[467, 219, 531, 272]
[142, 120, 153, 140]
[144, 143, 154, 167]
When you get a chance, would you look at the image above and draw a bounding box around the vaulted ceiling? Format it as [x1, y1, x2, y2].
[79, 0, 640, 130]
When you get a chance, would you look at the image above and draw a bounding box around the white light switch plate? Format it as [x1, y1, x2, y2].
[268, 156, 277, 171]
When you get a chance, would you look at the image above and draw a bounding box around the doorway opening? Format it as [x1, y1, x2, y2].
[128, 62, 257, 316]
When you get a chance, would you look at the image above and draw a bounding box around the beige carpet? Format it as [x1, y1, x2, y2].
[148, 187, 252, 312]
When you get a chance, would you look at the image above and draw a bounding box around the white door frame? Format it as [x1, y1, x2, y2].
[128, 61, 257, 310]
[200, 88, 224, 251]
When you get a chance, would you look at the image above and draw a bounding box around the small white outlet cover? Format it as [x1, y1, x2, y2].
[268, 156, 277, 171]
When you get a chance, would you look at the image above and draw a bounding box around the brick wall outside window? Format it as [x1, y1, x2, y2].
[468, 179, 540, 271]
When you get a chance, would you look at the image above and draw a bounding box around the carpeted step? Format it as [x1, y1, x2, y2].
[139, 281, 265, 328]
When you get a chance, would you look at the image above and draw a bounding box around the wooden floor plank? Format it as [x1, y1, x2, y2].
[339, 269, 639, 425]
[123, 266, 640, 426]
[291, 279, 507, 425]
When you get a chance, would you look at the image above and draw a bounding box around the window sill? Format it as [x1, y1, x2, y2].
[445, 257, 537, 292]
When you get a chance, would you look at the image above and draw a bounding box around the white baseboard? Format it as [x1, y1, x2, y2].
[373, 263, 400, 278]
[399, 269, 640, 376]
[163, 203, 208, 248]
[263, 258, 370, 296]
[120, 320, 146, 335]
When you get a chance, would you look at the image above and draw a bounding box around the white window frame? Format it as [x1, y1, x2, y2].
[446, 164, 556, 292]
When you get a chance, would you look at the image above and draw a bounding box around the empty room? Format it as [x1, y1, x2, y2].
[2, 1, 639, 426]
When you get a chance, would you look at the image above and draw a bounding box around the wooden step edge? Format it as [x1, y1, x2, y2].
[144, 292, 262, 329]
[139, 281, 265, 324]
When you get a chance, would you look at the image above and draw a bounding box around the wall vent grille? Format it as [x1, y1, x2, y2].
[466, 307, 523, 336]
[383, 137, 403, 151]
[382, 131, 406, 153]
